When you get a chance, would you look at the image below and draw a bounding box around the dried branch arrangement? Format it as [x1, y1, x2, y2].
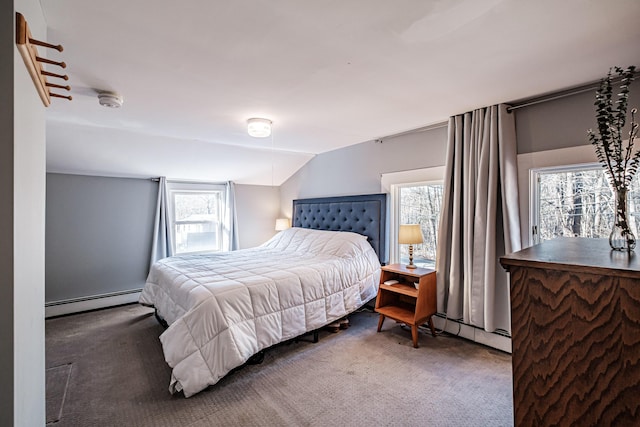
[588, 66, 639, 191]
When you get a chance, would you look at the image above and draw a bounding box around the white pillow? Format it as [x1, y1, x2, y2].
[263, 227, 369, 258]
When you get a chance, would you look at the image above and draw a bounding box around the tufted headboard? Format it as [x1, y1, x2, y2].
[292, 193, 387, 264]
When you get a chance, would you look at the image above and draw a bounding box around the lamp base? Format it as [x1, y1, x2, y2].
[406, 244, 417, 268]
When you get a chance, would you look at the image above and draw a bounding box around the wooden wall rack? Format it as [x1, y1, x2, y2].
[16, 12, 71, 107]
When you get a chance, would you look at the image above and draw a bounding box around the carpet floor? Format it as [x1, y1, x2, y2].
[46, 304, 513, 426]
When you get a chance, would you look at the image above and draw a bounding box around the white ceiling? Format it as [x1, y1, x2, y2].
[41, 0, 640, 185]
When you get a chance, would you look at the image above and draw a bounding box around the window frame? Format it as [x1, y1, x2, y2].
[530, 161, 640, 245]
[529, 162, 601, 245]
[166, 181, 227, 255]
[382, 166, 446, 266]
[517, 144, 605, 248]
[390, 180, 444, 267]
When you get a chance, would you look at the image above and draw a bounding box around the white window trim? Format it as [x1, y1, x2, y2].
[166, 181, 227, 255]
[517, 145, 599, 247]
[381, 167, 445, 265]
[529, 162, 602, 245]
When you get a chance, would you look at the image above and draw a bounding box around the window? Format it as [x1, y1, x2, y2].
[531, 163, 640, 244]
[383, 167, 446, 268]
[167, 182, 226, 254]
[393, 182, 444, 268]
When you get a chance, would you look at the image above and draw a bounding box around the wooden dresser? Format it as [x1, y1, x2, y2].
[500, 238, 640, 427]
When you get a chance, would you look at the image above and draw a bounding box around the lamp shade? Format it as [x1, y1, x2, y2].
[247, 118, 272, 138]
[398, 224, 424, 244]
[275, 218, 291, 231]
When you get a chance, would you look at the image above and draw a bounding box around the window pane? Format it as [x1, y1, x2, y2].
[399, 184, 443, 268]
[173, 192, 222, 253]
[537, 168, 640, 242]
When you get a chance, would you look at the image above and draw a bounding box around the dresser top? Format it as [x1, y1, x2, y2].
[500, 237, 640, 279]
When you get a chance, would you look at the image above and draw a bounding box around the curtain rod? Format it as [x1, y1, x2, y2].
[507, 83, 600, 112]
[378, 78, 605, 137]
[507, 71, 640, 112]
[380, 72, 638, 137]
[376, 74, 620, 138]
[150, 178, 231, 185]
[376, 121, 448, 142]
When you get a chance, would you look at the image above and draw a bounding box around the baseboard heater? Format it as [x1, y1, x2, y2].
[45, 288, 142, 318]
[431, 313, 512, 354]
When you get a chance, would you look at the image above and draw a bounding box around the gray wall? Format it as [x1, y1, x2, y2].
[235, 184, 280, 248]
[280, 127, 448, 216]
[5, 0, 48, 424]
[281, 79, 640, 214]
[46, 174, 157, 302]
[45, 176, 281, 302]
[515, 80, 640, 154]
[515, 89, 596, 154]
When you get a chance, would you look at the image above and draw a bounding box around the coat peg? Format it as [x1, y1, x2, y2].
[29, 38, 63, 52]
[46, 82, 71, 91]
[50, 93, 72, 101]
[42, 70, 69, 81]
[35, 56, 66, 69]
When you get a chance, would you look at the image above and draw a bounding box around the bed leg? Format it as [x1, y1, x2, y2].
[294, 329, 320, 344]
[247, 351, 265, 365]
[154, 309, 168, 328]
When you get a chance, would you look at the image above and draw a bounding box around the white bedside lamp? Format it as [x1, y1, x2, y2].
[398, 224, 424, 269]
[275, 218, 291, 231]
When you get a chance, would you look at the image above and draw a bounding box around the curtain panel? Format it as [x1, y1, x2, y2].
[436, 104, 521, 333]
[224, 181, 240, 251]
[150, 176, 173, 270]
[149, 179, 239, 271]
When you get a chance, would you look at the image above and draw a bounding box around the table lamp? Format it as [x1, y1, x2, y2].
[398, 224, 424, 269]
[275, 218, 291, 231]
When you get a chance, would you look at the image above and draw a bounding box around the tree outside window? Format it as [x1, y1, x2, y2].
[398, 184, 443, 268]
[534, 165, 640, 243]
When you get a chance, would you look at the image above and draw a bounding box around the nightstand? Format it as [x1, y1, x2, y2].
[375, 263, 437, 348]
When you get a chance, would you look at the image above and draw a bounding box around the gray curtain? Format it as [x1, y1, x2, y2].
[150, 179, 238, 268]
[150, 177, 173, 269]
[436, 104, 521, 333]
[224, 181, 240, 251]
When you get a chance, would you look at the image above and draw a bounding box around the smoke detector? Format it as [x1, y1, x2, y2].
[98, 92, 124, 108]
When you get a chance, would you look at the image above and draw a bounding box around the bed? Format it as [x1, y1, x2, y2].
[139, 193, 387, 397]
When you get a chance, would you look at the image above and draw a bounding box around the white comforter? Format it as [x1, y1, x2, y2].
[139, 227, 381, 397]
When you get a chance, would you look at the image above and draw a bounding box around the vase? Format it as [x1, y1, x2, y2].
[609, 186, 636, 251]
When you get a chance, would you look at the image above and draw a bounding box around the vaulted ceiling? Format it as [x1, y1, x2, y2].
[41, 0, 640, 184]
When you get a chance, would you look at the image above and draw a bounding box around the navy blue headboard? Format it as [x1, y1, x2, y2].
[292, 193, 387, 264]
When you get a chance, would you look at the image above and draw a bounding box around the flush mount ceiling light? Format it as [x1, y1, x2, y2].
[247, 118, 272, 138]
[98, 91, 124, 108]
